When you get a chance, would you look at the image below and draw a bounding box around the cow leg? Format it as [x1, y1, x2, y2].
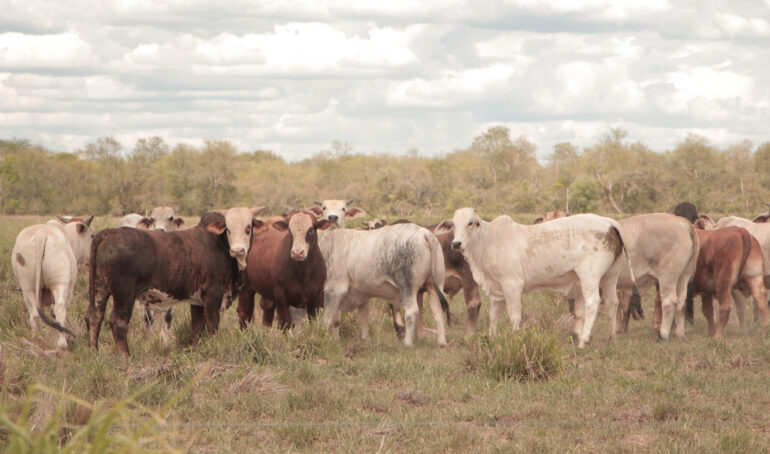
[322, 290, 346, 338]
[108, 289, 135, 359]
[190, 305, 205, 345]
[578, 282, 602, 348]
[463, 281, 481, 341]
[571, 294, 585, 345]
[260, 298, 276, 327]
[274, 296, 292, 331]
[748, 276, 769, 326]
[600, 272, 621, 343]
[616, 290, 629, 335]
[426, 281, 447, 347]
[488, 298, 506, 337]
[237, 288, 257, 329]
[86, 290, 109, 350]
[658, 282, 680, 340]
[415, 290, 424, 340]
[652, 289, 663, 331]
[501, 282, 524, 332]
[21, 289, 41, 333]
[203, 296, 221, 337]
[673, 270, 691, 339]
[701, 295, 716, 336]
[356, 301, 371, 340]
[403, 289, 421, 347]
[158, 309, 175, 346]
[385, 297, 406, 340]
[49, 283, 71, 349]
[715, 282, 733, 338]
[733, 290, 747, 334]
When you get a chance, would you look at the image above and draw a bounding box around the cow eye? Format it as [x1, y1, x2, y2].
[322, 206, 327, 211]
[245, 226, 252, 235]
[168, 216, 174, 221]
[342, 207, 346, 211]
[468, 221, 473, 226]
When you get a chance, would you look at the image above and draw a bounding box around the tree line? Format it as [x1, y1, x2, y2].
[2, 127, 769, 220]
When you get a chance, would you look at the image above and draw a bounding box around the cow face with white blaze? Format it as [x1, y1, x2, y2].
[437, 207, 480, 254]
[272, 211, 332, 261]
[210, 206, 265, 270]
[150, 206, 185, 231]
[309, 199, 366, 229]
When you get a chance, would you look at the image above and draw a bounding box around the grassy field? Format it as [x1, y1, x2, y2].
[2, 215, 770, 453]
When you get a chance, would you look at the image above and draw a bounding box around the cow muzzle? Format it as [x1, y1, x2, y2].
[155, 227, 166, 232]
[230, 247, 246, 258]
[328, 215, 339, 224]
[451, 240, 463, 251]
[291, 249, 308, 261]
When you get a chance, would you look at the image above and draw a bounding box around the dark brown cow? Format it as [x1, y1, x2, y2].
[681, 226, 769, 337]
[237, 211, 331, 329]
[87, 208, 262, 358]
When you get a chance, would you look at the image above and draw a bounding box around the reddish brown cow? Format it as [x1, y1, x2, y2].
[237, 211, 331, 329]
[682, 226, 769, 337]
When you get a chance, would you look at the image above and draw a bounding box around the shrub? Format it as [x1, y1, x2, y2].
[465, 326, 563, 382]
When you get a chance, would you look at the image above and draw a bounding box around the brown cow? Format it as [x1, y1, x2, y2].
[237, 211, 331, 328]
[87, 207, 263, 358]
[533, 210, 569, 224]
[682, 226, 768, 337]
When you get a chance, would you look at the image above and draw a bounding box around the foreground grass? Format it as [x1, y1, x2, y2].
[2, 216, 770, 452]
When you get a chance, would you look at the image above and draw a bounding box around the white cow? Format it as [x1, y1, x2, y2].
[11, 216, 95, 348]
[615, 213, 699, 340]
[437, 208, 636, 348]
[319, 223, 448, 347]
[309, 199, 366, 229]
[117, 206, 185, 231]
[713, 216, 770, 327]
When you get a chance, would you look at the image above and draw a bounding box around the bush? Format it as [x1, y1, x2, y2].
[465, 327, 563, 382]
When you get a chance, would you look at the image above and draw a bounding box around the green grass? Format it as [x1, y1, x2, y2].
[2, 215, 770, 452]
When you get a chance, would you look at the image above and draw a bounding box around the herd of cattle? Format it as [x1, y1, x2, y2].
[10, 200, 770, 358]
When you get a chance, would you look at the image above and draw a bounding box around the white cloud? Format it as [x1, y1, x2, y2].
[0, 32, 94, 68]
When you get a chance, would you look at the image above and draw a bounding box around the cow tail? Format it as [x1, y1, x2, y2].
[612, 225, 643, 320]
[684, 225, 699, 324]
[34, 229, 75, 337]
[427, 233, 451, 324]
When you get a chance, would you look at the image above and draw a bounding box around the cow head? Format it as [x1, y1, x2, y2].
[694, 214, 715, 230]
[150, 206, 186, 231]
[55, 215, 95, 266]
[436, 207, 480, 253]
[361, 218, 388, 230]
[205, 206, 265, 270]
[309, 199, 366, 229]
[272, 210, 332, 261]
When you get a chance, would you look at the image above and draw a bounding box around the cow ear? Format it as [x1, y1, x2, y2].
[138, 217, 154, 229]
[346, 207, 366, 219]
[253, 219, 268, 233]
[173, 217, 186, 228]
[434, 220, 454, 234]
[56, 216, 71, 224]
[82, 215, 94, 226]
[308, 206, 323, 217]
[533, 217, 544, 224]
[315, 219, 332, 230]
[76, 223, 87, 234]
[314, 200, 323, 206]
[272, 221, 289, 232]
[250, 206, 265, 216]
[693, 218, 707, 230]
[206, 220, 227, 235]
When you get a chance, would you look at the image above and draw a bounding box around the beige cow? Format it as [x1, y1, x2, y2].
[616, 213, 699, 340]
[12, 216, 95, 348]
[117, 206, 185, 231]
[437, 208, 638, 348]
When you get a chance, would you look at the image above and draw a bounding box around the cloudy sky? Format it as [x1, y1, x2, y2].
[1, 0, 769, 161]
